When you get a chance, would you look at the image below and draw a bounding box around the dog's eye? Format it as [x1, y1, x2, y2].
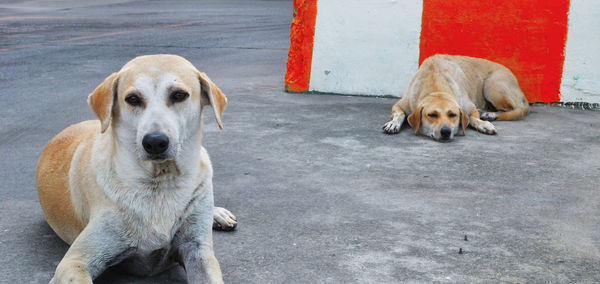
[448, 112, 457, 118]
[427, 113, 438, 118]
[170, 91, 189, 103]
[125, 94, 142, 106]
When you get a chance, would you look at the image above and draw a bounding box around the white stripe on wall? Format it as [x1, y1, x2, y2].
[309, 0, 423, 97]
[560, 0, 600, 103]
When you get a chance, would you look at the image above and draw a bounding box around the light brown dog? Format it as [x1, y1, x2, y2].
[36, 54, 236, 283]
[382, 54, 529, 141]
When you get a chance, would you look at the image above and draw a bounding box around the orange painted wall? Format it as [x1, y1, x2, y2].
[285, 0, 317, 92]
[419, 0, 570, 103]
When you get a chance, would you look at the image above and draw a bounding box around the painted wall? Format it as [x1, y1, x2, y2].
[285, 0, 317, 93]
[309, 0, 422, 97]
[419, 0, 569, 103]
[560, 0, 600, 103]
[285, 0, 600, 104]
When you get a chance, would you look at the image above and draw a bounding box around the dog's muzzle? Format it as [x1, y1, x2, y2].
[142, 132, 169, 157]
[440, 127, 452, 140]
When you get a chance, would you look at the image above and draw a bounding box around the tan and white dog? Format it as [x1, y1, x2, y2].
[36, 54, 237, 283]
[383, 54, 529, 141]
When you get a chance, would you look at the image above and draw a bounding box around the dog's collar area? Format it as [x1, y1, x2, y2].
[152, 160, 181, 178]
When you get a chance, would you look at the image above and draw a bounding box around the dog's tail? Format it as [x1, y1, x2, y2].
[496, 104, 530, 121]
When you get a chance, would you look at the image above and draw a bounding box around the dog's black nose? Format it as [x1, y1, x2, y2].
[440, 127, 452, 139]
[142, 133, 169, 155]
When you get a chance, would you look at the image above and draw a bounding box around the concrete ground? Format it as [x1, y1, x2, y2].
[1, 1, 599, 283]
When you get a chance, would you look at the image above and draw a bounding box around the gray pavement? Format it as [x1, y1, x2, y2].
[1, 1, 599, 283]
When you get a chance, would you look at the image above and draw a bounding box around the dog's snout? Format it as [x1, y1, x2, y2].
[142, 133, 169, 155]
[440, 127, 452, 140]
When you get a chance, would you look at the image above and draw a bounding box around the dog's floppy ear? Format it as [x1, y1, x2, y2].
[87, 72, 119, 133]
[460, 108, 469, 135]
[198, 71, 227, 130]
[407, 106, 424, 134]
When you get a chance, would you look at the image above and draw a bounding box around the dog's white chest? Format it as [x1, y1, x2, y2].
[131, 190, 188, 250]
[107, 178, 200, 251]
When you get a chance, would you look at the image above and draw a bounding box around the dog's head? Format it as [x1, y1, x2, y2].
[87, 54, 226, 163]
[407, 92, 468, 142]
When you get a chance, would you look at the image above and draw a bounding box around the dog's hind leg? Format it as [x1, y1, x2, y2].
[213, 207, 237, 231]
[382, 98, 408, 134]
[481, 70, 530, 121]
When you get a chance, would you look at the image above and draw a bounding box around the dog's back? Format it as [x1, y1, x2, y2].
[36, 120, 98, 244]
[417, 55, 528, 115]
[417, 55, 500, 106]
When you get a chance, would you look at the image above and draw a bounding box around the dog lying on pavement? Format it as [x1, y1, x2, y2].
[36, 54, 235, 283]
[383, 54, 529, 141]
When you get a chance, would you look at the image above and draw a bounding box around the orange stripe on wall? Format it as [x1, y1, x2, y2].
[285, 0, 317, 92]
[419, 0, 570, 103]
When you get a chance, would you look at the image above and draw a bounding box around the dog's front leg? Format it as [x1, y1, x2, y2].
[176, 193, 224, 284]
[382, 99, 408, 134]
[51, 211, 131, 284]
[179, 238, 223, 284]
[467, 105, 497, 135]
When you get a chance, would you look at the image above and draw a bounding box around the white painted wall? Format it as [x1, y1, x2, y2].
[560, 0, 600, 103]
[309, 0, 423, 97]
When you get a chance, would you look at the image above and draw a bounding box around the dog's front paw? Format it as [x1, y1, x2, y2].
[213, 207, 237, 231]
[51, 262, 93, 284]
[476, 121, 497, 135]
[382, 120, 402, 134]
[480, 112, 498, 121]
